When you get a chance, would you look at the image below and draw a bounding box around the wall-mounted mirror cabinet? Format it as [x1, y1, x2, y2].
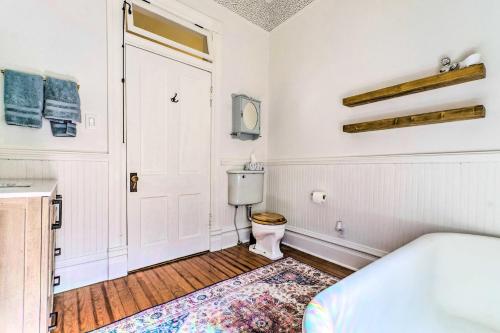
[231, 94, 261, 140]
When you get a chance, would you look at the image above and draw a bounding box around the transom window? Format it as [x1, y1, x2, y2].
[127, 1, 213, 62]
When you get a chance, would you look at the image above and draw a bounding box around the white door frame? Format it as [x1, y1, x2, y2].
[123, 0, 223, 269]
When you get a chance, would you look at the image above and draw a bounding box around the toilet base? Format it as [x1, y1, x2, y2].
[249, 244, 283, 260]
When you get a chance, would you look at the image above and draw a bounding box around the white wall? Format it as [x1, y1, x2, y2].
[269, 0, 500, 158]
[268, 0, 500, 268]
[0, 0, 270, 291]
[0, 0, 108, 153]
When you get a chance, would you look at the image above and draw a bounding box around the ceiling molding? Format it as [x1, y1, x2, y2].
[213, 0, 316, 31]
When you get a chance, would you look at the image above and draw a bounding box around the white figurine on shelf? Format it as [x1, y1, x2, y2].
[459, 53, 481, 69]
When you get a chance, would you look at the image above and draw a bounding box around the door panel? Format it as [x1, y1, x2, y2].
[126, 45, 211, 271]
[140, 196, 169, 246]
[179, 76, 205, 174]
[139, 55, 169, 175]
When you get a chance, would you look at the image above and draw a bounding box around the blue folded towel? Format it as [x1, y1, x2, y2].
[50, 120, 77, 137]
[3, 70, 44, 128]
[43, 76, 80, 137]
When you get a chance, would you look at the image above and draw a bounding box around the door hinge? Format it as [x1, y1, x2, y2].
[210, 86, 214, 107]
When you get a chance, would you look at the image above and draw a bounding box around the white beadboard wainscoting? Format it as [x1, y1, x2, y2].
[266, 152, 500, 270]
[0, 151, 109, 292]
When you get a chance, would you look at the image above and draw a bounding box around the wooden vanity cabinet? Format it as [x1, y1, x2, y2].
[0, 182, 59, 332]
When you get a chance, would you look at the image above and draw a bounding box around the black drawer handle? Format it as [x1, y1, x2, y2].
[53, 275, 61, 287]
[51, 195, 63, 230]
[54, 247, 62, 256]
[48, 311, 58, 331]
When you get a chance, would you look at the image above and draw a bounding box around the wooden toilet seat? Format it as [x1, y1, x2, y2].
[252, 212, 287, 225]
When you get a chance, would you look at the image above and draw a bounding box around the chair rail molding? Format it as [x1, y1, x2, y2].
[265, 150, 500, 166]
[0, 147, 109, 161]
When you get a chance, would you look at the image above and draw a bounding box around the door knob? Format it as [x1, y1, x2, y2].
[130, 173, 139, 192]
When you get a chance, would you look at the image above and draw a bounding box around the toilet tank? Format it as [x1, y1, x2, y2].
[227, 170, 264, 206]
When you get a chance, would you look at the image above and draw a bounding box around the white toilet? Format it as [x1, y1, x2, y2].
[250, 212, 287, 260]
[227, 170, 287, 260]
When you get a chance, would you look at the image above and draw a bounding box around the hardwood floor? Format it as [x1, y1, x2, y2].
[53, 244, 353, 333]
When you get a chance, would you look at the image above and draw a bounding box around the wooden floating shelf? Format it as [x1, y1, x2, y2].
[343, 64, 486, 107]
[343, 105, 485, 133]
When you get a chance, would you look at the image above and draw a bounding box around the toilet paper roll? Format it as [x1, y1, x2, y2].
[311, 191, 327, 204]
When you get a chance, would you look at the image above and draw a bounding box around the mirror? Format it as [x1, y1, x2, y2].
[242, 102, 258, 130]
[231, 94, 261, 140]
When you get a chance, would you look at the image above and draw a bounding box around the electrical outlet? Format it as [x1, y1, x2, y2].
[335, 220, 344, 235]
[85, 114, 97, 129]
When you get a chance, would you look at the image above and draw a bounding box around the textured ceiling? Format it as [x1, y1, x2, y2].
[213, 0, 316, 31]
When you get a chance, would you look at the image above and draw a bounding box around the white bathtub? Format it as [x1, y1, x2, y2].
[303, 233, 500, 333]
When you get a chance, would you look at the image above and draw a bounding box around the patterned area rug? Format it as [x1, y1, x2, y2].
[91, 257, 338, 333]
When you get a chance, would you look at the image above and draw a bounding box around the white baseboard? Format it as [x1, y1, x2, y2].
[54, 247, 127, 293]
[108, 246, 128, 280]
[286, 226, 387, 258]
[220, 226, 251, 249]
[210, 227, 223, 251]
[54, 258, 108, 293]
[282, 229, 380, 271]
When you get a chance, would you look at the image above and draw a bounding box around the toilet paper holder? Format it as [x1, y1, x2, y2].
[311, 191, 327, 203]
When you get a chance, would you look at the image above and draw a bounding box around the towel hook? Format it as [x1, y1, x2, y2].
[171, 93, 179, 103]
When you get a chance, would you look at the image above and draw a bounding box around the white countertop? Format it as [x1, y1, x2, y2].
[0, 179, 57, 198]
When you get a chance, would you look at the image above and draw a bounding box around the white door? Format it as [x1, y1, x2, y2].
[126, 45, 211, 271]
